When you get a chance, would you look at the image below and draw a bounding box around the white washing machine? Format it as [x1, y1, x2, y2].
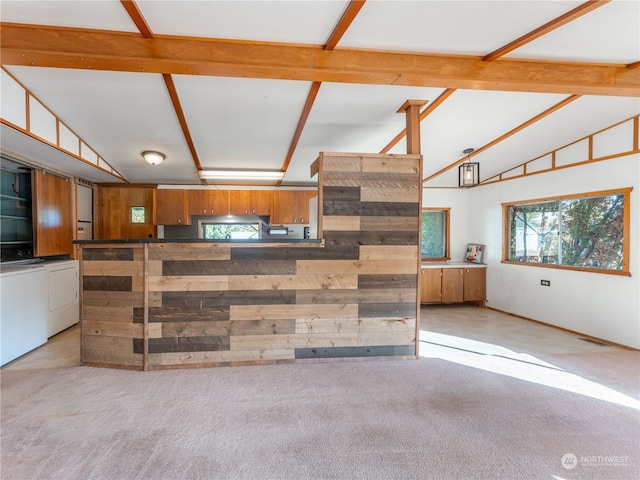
[44, 260, 79, 337]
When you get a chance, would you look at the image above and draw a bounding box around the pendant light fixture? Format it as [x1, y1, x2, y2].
[458, 148, 479, 187]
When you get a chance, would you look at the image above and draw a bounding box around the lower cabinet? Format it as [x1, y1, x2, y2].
[420, 266, 486, 306]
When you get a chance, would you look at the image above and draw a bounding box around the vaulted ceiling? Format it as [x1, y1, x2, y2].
[1, 0, 638, 188]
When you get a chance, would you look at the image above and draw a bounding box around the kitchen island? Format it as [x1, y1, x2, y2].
[76, 152, 423, 370]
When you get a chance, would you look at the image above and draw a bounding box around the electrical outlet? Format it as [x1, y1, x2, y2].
[540, 280, 551, 286]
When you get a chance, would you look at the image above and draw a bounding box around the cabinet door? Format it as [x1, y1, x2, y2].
[271, 190, 316, 225]
[463, 268, 486, 302]
[296, 190, 316, 224]
[189, 190, 229, 216]
[33, 170, 73, 256]
[229, 190, 251, 215]
[420, 268, 442, 303]
[250, 190, 272, 216]
[154, 190, 190, 225]
[442, 268, 464, 303]
[271, 191, 298, 225]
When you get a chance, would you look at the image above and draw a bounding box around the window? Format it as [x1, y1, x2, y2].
[503, 188, 631, 275]
[201, 222, 260, 240]
[421, 208, 450, 260]
[131, 206, 145, 223]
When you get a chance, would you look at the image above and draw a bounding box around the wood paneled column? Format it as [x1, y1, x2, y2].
[397, 100, 427, 154]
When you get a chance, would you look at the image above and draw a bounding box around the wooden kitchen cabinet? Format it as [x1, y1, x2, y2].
[463, 267, 486, 302]
[442, 268, 464, 303]
[420, 268, 442, 303]
[154, 189, 190, 225]
[420, 265, 486, 306]
[33, 170, 73, 256]
[271, 190, 316, 225]
[249, 190, 272, 216]
[188, 190, 229, 216]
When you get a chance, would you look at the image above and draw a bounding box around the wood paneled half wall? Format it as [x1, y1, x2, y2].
[78, 152, 422, 370]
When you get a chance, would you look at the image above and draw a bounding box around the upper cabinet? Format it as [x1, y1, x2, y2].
[271, 190, 316, 225]
[154, 189, 190, 225]
[229, 190, 272, 216]
[33, 170, 73, 256]
[188, 190, 229, 216]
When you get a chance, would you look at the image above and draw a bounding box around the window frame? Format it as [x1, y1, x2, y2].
[421, 207, 451, 262]
[130, 206, 145, 224]
[502, 188, 632, 276]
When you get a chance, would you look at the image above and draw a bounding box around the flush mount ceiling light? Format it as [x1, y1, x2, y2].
[142, 151, 165, 166]
[458, 148, 479, 187]
[198, 169, 284, 185]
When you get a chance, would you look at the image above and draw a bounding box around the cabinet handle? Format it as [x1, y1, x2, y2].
[178, 218, 181, 224]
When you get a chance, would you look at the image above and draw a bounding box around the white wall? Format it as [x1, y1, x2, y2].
[462, 154, 639, 349]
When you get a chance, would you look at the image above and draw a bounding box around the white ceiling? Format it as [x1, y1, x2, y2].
[1, 0, 639, 188]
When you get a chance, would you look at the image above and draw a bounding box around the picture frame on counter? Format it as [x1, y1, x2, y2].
[465, 244, 485, 264]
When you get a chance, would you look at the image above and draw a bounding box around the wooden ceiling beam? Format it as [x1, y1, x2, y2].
[483, 0, 611, 62]
[324, 0, 366, 51]
[1, 23, 638, 97]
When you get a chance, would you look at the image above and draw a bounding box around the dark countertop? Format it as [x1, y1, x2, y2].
[74, 238, 324, 245]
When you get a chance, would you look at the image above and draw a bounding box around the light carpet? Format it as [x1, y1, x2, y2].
[1, 350, 639, 480]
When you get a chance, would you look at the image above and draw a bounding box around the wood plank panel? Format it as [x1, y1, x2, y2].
[148, 243, 231, 261]
[321, 155, 363, 172]
[322, 172, 419, 188]
[323, 231, 419, 246]
[83, 305, 133, 323]
[358, 302, 417, 318]
[296, 288, 415, 304]
[296, 259, 417, 275]
[162, 260, 296, 276]
[230, 303, 359, 321]
[82, 260, 143, 275]
[83, 276, 132, 291]
[358, 156, 420, 174]
[322, 186, 361, 201]
[82, 291, 144, 307]
[358, 274, 418, 289]
[229, 274, 358, 291]
[148, 275, 229, 292]
[83, 335, 143, 367]
[360, 216, 420, 232]
[357, 330, 416, 346]
[295, 344, 415, 359]
[148, 349, 294, 366]
[230, 319, 296, 336]
[140, 336, 230, 353]
[161, 290, 296, 307]
[82, 247, 135, 261]
[360, 186, 419, 203]
[230, 333, 359, 351]
[161, 321, 231, 338]
[359, 245, 418, 260]
[84, 320, 143, 338]
[321, 216, 360, 231]
[359, 202, 420, 217]
[144, 306, 230, 323]
[230, 245, 358, 261]
[295, 317, 414, 335]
